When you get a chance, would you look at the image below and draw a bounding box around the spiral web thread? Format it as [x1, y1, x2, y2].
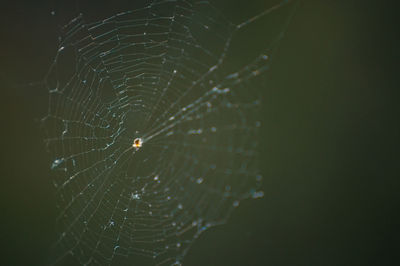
[42, 0, 295, 265]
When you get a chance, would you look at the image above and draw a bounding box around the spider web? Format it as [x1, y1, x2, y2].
[42, 0, 296, 265]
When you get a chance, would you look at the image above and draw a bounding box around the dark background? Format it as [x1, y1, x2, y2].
[0, 0, 399, 265]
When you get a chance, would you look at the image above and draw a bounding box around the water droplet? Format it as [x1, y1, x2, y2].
[51, 158, 65, 170]
[131, 193, 141, 200]
[252, 191, 264, 199]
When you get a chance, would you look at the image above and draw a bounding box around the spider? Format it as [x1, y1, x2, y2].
[132, 138, 143, 150]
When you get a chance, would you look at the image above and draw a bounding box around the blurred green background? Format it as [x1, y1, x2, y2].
[0, 0, 399, 265]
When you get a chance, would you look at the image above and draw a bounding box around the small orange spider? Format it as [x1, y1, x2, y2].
[132, 138, 143, 150]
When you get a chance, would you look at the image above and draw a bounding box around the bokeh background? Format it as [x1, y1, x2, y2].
[0, 0, 399, 265]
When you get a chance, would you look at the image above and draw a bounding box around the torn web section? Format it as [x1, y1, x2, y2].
[41, 0, 295, 265]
